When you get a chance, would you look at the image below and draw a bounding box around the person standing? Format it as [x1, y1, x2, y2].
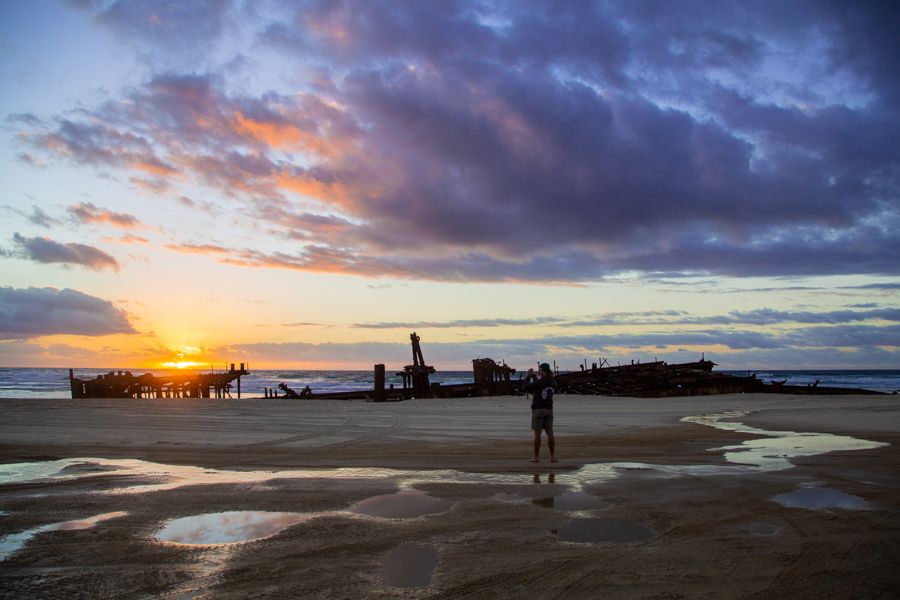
[524, 362, 556, 463]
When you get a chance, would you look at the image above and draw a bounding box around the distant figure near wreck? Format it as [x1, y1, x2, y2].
[524, 362, 557, 463]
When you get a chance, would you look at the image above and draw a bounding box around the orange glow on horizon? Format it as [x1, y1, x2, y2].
[160, 360, 203, 369]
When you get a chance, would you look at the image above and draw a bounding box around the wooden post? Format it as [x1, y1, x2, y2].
[374, 364, 386, 402]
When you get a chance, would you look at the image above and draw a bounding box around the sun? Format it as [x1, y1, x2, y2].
[159, 345, 207, 370]
[162, 360, 203, 369]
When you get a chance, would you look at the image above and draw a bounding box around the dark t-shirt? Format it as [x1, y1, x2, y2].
[524, 375, 555, 410]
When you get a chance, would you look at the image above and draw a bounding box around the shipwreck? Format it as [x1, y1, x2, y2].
[267, 333, 885, 400]
[68, 334, 885, 399]
[69, 363, 250, 399]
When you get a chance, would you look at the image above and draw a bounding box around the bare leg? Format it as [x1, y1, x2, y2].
[547, 430, 556, 462]
[532, 429, 541, 462]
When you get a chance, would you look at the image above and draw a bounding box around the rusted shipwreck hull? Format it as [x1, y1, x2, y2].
[291, 358, 884, 401]
[69, 363, 250, 399]
[549, 359, 744, 397]
[548, 361, 885, 397]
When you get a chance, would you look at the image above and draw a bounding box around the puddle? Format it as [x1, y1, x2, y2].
[683, 411, 889, 472]
[747, 523, 782, 536]
[350, 489, 453, 519]
[156, 511, 311, 545]
[557, 518, 655, 544]
[0, 412, 889, 501]
[0, 457, 417, 494]
[381, 542, 438, 588]
[534, 491, 610, 512]
[0, 511, 127, 560]
[772, 486, 871, 510]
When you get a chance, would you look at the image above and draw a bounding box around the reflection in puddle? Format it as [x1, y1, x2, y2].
[157, 511, 309, 545]
[772, 486, 871, 510]
[557, 518, 655, 544]
[0, 511, 127, 560]
[381, 542, 438, 588]
[534, 491, 610, 512]
[683, 411, 889, 472]
[351, 489, 453, 519]
[0, 458, 416, 494]
[0, 412, 889, 500]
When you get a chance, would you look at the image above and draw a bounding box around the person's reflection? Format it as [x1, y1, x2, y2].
[532, 473, 556, 484]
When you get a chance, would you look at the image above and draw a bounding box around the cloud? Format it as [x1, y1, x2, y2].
[27, 205, 61, 227]
[706, 307, 900, 325]
[4, 204, 62, 228]
[0, 286, 136, 339]
[353, 316, 570, 329]
[350, 307, 900, 331]
[17, 1, 900, 283]
[67, 0, 237, 60]
[103, 234, 149, 244]
[844, 282, 900, 291]
[9, 233, 120, 271]
[68, 202, 140, 228]
[212, 323, 900, 370]
[164, 242, 230, 255]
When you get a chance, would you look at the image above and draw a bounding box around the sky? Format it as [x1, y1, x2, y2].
[1, 0, 898, 371]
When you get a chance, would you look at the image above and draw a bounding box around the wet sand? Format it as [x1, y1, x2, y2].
[1, 393, 899, 598]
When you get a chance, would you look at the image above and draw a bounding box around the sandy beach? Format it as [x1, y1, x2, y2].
[1, 393, 899, 598]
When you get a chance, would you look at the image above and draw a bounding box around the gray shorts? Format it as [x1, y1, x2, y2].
[531, 409, 553, 432]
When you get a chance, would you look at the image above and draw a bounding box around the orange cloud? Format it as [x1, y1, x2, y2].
[131, 158, 180, 177]
[103, 234, 149, 244]
[164, 242, 230, 255]
[233, 111, 303, 148]
[276, 171, 353, 206]
[68, 202, 141, 229]
[232, 111, 341, 159]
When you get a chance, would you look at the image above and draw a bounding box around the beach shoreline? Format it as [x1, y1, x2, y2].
[2, 393, 898, 598]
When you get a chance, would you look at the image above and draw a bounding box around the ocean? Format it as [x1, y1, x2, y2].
[1, 367, 898, 398]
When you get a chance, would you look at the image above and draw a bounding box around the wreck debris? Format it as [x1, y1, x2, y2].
[472, 358, 516, 396]
[277, 383, 312, 399]
[544, 359, 884, 397]
[396, 332, 436, 399]
[69, 363, 249, 399]
[548, 358, 739, 397]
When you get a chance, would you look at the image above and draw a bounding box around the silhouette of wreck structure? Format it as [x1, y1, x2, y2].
[70, 335, 885, 400]
[398, 332, 436, 398]
[272, 334, 883, 400]
[69, 363, 250, 399]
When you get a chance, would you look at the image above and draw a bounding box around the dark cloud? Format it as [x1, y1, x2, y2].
[352, 307, 900, 331]
[0, 286, 136, 339]
[780, 324, 900, 349]
[711, 308, 900, 326]
[18, 1, 900, 282]
[353, 316, 570, 329]
[9, 233, 119, 271]
[844, 282, 900, 291]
